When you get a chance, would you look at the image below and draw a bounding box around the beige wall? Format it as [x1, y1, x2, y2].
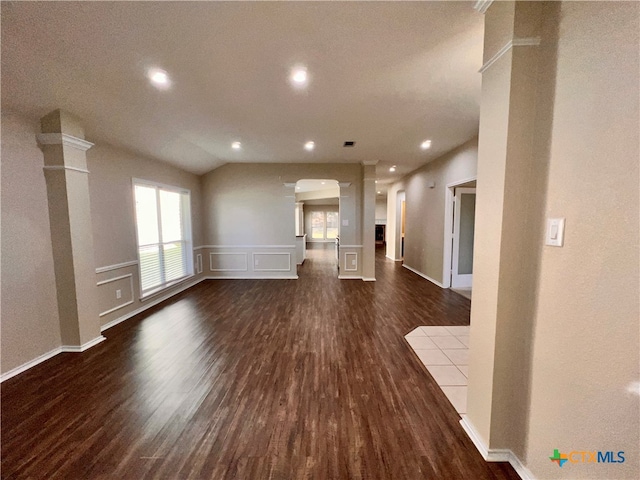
[202, 163, 363, 278]
[1, 113, 62, 374]
[375, 199, 387, 223]
[87, 143, 204, 327]
[524, 2, 639, 477]
[386, 138, 478, 282]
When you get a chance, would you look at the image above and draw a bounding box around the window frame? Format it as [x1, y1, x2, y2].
[132, 178, 194, 299]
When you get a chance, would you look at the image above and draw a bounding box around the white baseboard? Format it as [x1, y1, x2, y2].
[101, 276, 206, 332]
[362, 277, 376, 282]
[61, 335, 106, 353]
[402, 264, 445, 288]
[459, 416, 535, 479]
[1, 346, 63, 383]
[385, 255, 402, 261]
[1, 335, 107, 383]
[206, 275, 298, 280]
[338, 275, 362, 280]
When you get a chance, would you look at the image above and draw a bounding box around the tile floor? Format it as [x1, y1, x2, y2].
[405, 325, 470, 414]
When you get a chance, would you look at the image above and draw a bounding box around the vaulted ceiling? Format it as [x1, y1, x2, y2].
[1, 1, 484, 190]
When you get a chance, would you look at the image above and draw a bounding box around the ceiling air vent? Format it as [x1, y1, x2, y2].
[343, 141, 355, 147]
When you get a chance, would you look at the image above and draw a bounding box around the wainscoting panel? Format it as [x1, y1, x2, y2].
[96, 273, 134, 317]
[209, 252, 248, 272]
[253, 252, 291, 272]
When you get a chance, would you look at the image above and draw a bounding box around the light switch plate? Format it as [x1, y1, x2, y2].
[545, 218, 565, 247]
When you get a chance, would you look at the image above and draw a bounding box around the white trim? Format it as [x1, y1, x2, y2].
[473, 0, 493, 14]
[338, 182, 352, 188]
[362, 277, 376, 282]
[96, 273, 132, 286]
[361, 160, 378, 166]
[340, 244, 363, 248]
[252, 252, 292, 272]
[403, 264, 445, 288]
[451, 187, 476, 289]
[207, 275, 298, 280]
[61, 335, 106, 353]
[95, 260, 138, 274]
[196, 253, 203, 274]
[338, 275, 362, 280]
[479, 38, 541, 73]
[459, 416, 534, 479]
[101, 277, 206, 332]
[36, 132, 94, 151]
[99, 300, 134, 318]
[139, 274, 195, 301]
[1, 347, 63, 383]
[283, 182, 297, 188]
[193, 246, 204, 251]
[344, 252, 358, 271]
[97, 273, 135, 317]
[443, 176, 477, 289]
[200, 244, 295, 249]
[209, 252, 248, 272]
[386, 255, 402, 262]
[42, 165, 90, 174]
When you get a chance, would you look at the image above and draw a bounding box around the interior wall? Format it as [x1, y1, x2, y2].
[1, 113, 62, 374]
[304, 204, 339, 243]
[524, 2, 639, 477]
[375, 199, 387, 223]
[201, 163, 363, 278]
[87, 142, 204, 328]
[386, 138, 478, 282]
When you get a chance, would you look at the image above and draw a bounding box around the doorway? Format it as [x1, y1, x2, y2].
[442, 178, 476, 293]
[295, 179, 340, 277]
[451, 187, 476, 288]
[395, 190, 406, 261]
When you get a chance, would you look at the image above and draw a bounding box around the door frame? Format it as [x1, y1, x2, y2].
[442, 176, 477, 288]
[451, 187, 476, 288]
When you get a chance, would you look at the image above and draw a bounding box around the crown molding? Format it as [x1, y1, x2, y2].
[473, 0, 494, 14]
[36, 133, 94, 151]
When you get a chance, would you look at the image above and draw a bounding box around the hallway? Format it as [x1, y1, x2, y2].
[1, 248, 517, 479]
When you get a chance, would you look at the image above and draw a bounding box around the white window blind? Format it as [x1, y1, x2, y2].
[133, 181, 192, 296]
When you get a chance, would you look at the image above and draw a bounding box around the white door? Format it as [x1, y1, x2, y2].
[451, 188, 476, 288]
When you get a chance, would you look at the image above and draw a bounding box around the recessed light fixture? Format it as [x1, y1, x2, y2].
[375, 180, 378, 183]
[290, 67, 308, 87]
[377, 191, 381, 194]
[296, 186, 300, 190]
[231, 141, 241, 150]
[389, 165, 396, 172]
[304, 141, 315, 151]
[321, 181, 326, 185]
[147, 68, 171, 89]
[421, 139, 432, 150]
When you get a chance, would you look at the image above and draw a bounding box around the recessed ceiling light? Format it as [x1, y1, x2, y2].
[421, 140, 432, 150]
[389, 165, 396, 172]
[375, 180, 378, 183]
[147, 68, 171, 89]
[290, 67, 308, 87]
[321, 181, 326, 185]
[231, 141, 241, 150]
[377, 191, 381, 194]
[304, 141, 315, 151]
[296, 186, 300, 190]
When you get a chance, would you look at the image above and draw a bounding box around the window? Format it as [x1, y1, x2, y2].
[310, 211, 339, 240]
[133, 180, 193, 296]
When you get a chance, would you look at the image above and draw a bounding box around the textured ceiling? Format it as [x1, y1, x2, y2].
[1, 1, 484, 189]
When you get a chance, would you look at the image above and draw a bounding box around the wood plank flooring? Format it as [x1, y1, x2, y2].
[1, 245, 518, 479]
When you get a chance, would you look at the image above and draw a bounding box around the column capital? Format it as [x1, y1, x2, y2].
[36, 133, 94, 152]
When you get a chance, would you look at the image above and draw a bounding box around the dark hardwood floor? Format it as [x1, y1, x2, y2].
[1, 245, 518, 479]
